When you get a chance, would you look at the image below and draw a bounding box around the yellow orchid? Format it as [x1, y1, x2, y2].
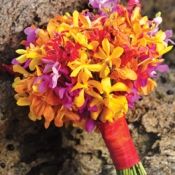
[71, 32, 99, 50]
[89, 77, 129, 121]
[75, 78, 128, 121]
[94, 38, 124, 78]
[71, 71, 103, 108]
[68, 50, 103, 78]
[16, 44, 46, 71]
[112, 67, 138, 81]
[100, 77, 128, 122]
[153, 31, 173, 55]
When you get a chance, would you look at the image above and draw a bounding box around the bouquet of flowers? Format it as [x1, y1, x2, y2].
[11, 0, 173, 174]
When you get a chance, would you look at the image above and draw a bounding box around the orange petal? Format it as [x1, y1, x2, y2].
[43, 105, 55, 128]
[13, 65, 30, 75]
[117, 68, 137, 80]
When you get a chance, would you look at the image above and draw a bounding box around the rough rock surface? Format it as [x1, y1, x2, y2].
[0, 0, 175, 175]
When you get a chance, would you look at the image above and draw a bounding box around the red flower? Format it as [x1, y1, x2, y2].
[45, 34, 80, 63]
[88, 29, 110, 43]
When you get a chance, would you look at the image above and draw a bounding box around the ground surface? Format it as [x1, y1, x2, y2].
[0, 0, 175, 175]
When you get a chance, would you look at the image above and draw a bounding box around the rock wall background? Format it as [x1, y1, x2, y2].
[0, 0, 175, 175]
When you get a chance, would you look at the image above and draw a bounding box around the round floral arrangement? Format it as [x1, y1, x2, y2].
[11, 0, 173, 174]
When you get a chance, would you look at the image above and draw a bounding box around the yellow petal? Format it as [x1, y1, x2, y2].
[73, 10, 79, 27]
[86, 64, 103, 72]
[100, 107, 114, 122]
[86, 88, 103, 100]
[27, 51, 40, 59]
[104, 95, 128, 114]
[71, 83, 85, 92]
[140, 16, 148, 25]
[102, 38, 110, 56]
[32, 85, 38, 92]
[16, 49, 27, 54]
[80, 51, 88, 62]
[84, 68, 93, 78]
[131, 7, 141, 21]
[70, 66, 82, 77]
[111, 82, 128, 92]
[159, 45, 173, 55]
[68, 60, 81, 70]
[16, 55, 27, 64]
[90, 99, 102, 120]
[101, 77, 111, 94]
[47, 20, 57, 36]
[73, 33, 88, 47]
[17, 97, 30, 106]
[94, 47, 107, 59]
[88, 80, 103, 94]
[112, 57, 121, 68]
[155, 31, 166, 41]
[36, 65, 42, 76]
[133, 22, 141, 34]
[74, 89, 85, 107]
[29, 58, 40, 71]
[78, 71, 89, 83]
[79, 14, 91, 27]
[111, 47, 124, 59]
[89, 41, 99, 51]
[100, 64, 110, 78]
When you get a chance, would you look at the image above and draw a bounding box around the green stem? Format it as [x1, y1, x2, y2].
[116, 162, 147, 175]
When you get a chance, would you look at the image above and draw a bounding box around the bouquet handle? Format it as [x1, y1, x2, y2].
[98, 117, 147, 175]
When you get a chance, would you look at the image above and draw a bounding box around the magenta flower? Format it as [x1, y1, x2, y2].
[85, 118, 96, 132]
[127, 0, 140, 12]
[24, 26, 37, 46]
[165, 30, 175, 44]
[51, 62, 61, 88]
[156, 64, 169, 73]
[89, 0, 118, 14]
[126, 88, 140, 109]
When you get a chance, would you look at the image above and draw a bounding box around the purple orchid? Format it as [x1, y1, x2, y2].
[11, 58, 19, 65]
[51, 62, 61, 88]
[156, 64, 169, 73]
[148, 16, 163, 36]
[85, 118, 96, 132]
[89, 0, 119, 14]
[24, 26, 37, 46]
[34, 75, 51, 93]
[54, 81, 78, 109]
[165, 30, 175, 45]
[127, 0, 140, 12]
[126, 88, 140, 109]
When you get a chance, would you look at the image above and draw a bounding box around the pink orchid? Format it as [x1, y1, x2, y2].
[89, 0, 118, 13]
